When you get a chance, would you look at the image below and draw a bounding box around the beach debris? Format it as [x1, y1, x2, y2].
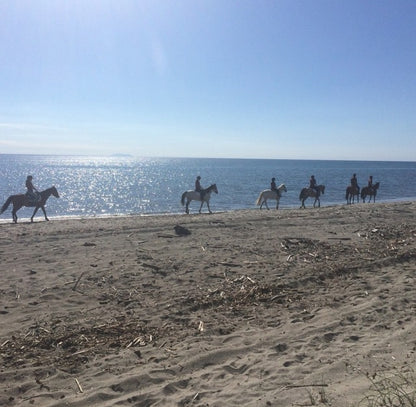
[283, 383, 328, 389]
[82, 242, 96, 247]
[126, 336, 147, 348]
[174, 224, 191, 236]
[198, 321, 204, 332]
[141, 262, 161, 271]
[75, 378, 83, 393]
[157, 233, 176, 238]
[73, 271, 86, 291]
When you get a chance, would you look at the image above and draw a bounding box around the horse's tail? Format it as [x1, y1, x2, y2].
[0, 196, 12, 214]
[255, 192, 263, 206]
[299, 188, 305, 201]
[181, 191, 187, 206]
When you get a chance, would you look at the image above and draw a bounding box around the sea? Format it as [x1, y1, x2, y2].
[0, 154, 415, 222]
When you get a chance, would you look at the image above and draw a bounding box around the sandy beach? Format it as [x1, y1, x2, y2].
[1, 202, 415, 406]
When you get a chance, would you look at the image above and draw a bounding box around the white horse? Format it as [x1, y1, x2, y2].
[255, 184, 287, 210]
[181, 184, 218, 214]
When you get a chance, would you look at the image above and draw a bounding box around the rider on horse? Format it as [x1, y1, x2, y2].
[26, 175, 40, 204]
[351, 173, 360, 195]
[271, 177, 279, 196]
[309, 175, 320, 196]
[195, 176, 205, 200]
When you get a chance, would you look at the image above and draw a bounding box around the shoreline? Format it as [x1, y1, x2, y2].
[1, 201, 415, 406]
[1, 198, 416, 225]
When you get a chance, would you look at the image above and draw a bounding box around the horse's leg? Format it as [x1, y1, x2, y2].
[199, 200, 204, 214]
[31, 206, 40, 222]
[39, 206, 49, 221]
[275, 198, 279, 210]
[12, 204, 20, 223]
[265, 199, 269, 210]
[206, 200, 212, 214]
[185, 199, 190, 214]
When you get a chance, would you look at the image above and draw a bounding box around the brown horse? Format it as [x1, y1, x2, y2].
[345, 185, 360, 204]
[0, 186, 60, 223]
[299, 185, 325, 208]
[361, 182, 380, 203]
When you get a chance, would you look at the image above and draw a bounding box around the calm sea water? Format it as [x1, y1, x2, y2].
[0, 154, 415, 221]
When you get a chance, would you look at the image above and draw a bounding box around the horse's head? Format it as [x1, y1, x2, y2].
[210, 184, 218, 194]
[320, 185, 325, 194]
[279, 184, 287, 193]
[51, 186, 60, 198]
[374, 182, 380, 190]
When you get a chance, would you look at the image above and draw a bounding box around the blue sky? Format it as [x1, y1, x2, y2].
[0, 0, 415, 160]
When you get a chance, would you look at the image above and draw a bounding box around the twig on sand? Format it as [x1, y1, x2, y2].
[73, 271, 85, 291]
[284, 383, 328, 389]
[75, 378, 83, 393]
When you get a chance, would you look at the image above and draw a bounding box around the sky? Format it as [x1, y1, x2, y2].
[0, 0, 415, 161]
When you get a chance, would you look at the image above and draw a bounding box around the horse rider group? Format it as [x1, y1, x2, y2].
[349, 174, 375, 194]
[197, 174, 368, 200]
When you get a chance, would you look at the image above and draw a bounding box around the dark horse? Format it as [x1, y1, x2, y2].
[345, 185, 360, 204]
[361, 182, 380, 203]
[0, 186, 60, 223]
[299, 185, 325, 208]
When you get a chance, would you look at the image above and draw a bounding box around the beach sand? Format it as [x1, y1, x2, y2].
[1, 202, 415, 406]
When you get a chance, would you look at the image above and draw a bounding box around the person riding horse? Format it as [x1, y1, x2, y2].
[271, 177, 279, 196]
[309, 175, 320, 196]
[195, 176, 205, 200]
[351, 173, 360, 195]
[25, 175, 40, 204]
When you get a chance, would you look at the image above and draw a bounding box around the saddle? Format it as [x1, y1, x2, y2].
[26, 192, 41, 206]
[309, 187, 320, 196]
